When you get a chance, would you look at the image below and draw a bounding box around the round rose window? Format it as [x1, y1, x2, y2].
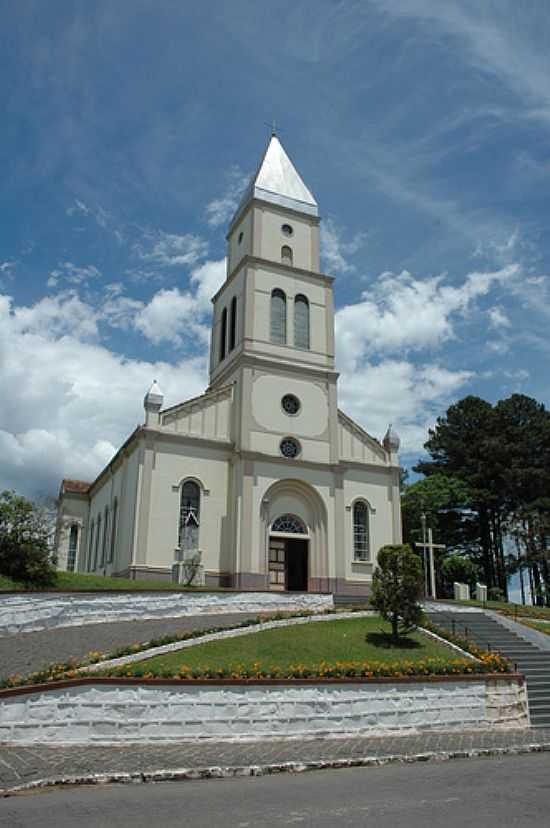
[281, 394, 300, 415]
[280, 437, 300, 458]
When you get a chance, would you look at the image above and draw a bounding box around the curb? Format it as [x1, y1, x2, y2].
[3, 741, 550, 797]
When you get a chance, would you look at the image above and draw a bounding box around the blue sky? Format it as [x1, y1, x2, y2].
[1, 0, 550, 498]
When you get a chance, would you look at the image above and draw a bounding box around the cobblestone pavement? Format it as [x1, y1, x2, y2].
[0, 613, 259, 680]
[2, 728, 550, 794]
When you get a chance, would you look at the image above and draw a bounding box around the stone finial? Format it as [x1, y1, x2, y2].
[383, 424, 400, 453]
[144, 380, 164, 425]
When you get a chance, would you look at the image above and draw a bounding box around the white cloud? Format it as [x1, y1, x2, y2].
[488, 306, 511, 329]
[206, 166, 249, 227]
[320, 218, 366, 274]
[0, 261, 16, 273]
[338, 358, 473, 455]
[335, 264, 518, 371]
[0, 291, 207, 497]
[66, 199, 122, 241]
[137, 231, 208, 267]
[48, 261, 102, 288]
[134, 258, 226, 346]
[369, 1, 550, 126]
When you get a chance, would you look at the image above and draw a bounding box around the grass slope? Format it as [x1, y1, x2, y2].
[0, 571, 228, 592]
[131, 616, 452, 674]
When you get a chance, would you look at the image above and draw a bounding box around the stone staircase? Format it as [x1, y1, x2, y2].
[426, 609, 550, 728]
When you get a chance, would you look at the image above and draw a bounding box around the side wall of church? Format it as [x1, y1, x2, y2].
[55, 494, 90, 572]
[138, 436, 232, 581]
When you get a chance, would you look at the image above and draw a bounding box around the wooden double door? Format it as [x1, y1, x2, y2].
[268, 536, 309, 591]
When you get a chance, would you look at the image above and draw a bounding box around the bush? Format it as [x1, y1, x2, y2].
[0, 491, 57, 587]
[440, 554, 478, 595]
[371, 544, 424, 643]
[488, 586, 506, 602]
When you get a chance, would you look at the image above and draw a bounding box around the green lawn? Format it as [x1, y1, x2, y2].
[129, 616, 453, 674]
[452, 598, 550, 621]
[519, 619, 550, 635]
[0, 571, 229, 592]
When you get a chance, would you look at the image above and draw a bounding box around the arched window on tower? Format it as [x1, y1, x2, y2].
[294, 294, 310, 350]
[353, 501, 370, 561]
[271, 289, 287, 344]
[229, 296, 237, 351]
[219, 308, 227, 362]
[281, 245, 293, 266]
[179, 480, 201, 552]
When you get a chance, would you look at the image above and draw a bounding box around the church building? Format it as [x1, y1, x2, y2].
[55, 136, 402, 594]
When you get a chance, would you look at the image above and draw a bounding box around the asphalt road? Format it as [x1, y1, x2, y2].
[2, 753, 550, 827]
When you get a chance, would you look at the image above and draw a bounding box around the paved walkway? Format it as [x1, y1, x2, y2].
[0, 613, 258, 680]
[2, 728, 550, 794]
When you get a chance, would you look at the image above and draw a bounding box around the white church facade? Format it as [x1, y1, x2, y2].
[55, 136, 402, 595]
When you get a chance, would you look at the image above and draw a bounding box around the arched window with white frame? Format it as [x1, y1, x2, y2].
[281, 245, 293, 266]
[93, 515, 101, 570]
[353, 501, 370, 561]
[108, 499, 118, 564]
[87, 521, 95, 571]
[67, 524, 79, 572]
[271, 289, 287, 344]
[179, 480, 201, 551]
[294, 294, 310, 350]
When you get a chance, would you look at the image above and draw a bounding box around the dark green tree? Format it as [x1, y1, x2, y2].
[0, 490, 57, 587]
[371, 545, 424, 643]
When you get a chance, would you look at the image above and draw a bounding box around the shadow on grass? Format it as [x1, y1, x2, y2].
[366, 632, 422, 650]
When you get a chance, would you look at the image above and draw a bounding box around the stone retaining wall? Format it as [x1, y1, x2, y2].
[0, 676, 529, 745]
[0, 592, 334, 637]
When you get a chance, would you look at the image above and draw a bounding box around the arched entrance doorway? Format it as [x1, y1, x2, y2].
[268, 514, 309, 591]
[261, 479, 329, 593]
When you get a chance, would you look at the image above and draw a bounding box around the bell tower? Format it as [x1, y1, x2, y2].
[208, 135, 339, 464]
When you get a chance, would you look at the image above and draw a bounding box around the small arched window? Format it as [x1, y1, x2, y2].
[353, 501, 370, 561]
[67, 524, 78, 573]
[99, 509, 109, 567]
[179, 480, 201, 551]
[229, 296, 237, 352]
[219, 308, 227, 362]
[271, 514, 307, 534]
[109, 499, 118, 564]
[93, 515, 101, 570]
[294, 294, 310, 350]
[281, 245, 293, 266]
[271, 289, 287, 344]
[87, 521, 95, 571]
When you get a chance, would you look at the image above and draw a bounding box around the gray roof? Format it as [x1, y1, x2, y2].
[233, 135, 318, 225]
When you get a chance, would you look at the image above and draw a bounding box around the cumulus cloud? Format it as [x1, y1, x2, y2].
[338, 358, 473, 454]
[137, 231, 208, 267]
[335, 264, 518, 372]
[134, 258, 226, 347]
[320, 218, 366, 274]
[206, 166, 249, 227]
[0, 291, 207, 497]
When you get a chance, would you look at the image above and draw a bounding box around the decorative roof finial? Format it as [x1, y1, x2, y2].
[383, 423, 400, 453]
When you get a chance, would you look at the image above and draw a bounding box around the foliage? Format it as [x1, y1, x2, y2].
[0, 490, 57, 587]
[414, 393, 550, 604]
[440, 555, 479, 594]
[370, 545, 424, 641]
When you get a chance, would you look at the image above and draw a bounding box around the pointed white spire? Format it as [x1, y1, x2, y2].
[232, 135, 318, 226]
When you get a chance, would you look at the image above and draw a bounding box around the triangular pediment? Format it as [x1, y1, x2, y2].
[338, 410, 388, 465]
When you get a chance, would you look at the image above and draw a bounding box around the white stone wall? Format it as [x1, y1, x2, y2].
[0, 678, 528, 745]
[0, 591, 334, 637]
